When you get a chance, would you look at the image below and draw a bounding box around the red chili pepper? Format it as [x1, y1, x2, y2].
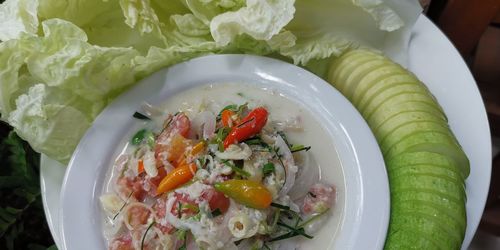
[223, 107, 268, 149]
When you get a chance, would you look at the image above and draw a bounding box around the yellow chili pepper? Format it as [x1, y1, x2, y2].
[156, 162, 197, 195]
[214, 180, 272, 209]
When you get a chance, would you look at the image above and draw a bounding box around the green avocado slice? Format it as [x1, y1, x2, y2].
[384, 227, 442, 250]
[388, 211, 463, 250]
[379, 121, 454, 155]
[359, 82, 431, 115]
[350, 66, 409, 105]
[373, 111, 449, 145]
[389, 171, 466, 202]
[341, 60, 391, 98]
[364, 92, 443, 122]
[384, 131, 469, 177]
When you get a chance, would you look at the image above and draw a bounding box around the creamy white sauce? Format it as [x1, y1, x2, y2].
[102, 83, 345, 249]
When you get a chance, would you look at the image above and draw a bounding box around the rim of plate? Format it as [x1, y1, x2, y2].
[59, 54, 389, 250]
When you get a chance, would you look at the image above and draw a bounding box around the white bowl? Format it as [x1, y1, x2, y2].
[59, 54, 389, 250]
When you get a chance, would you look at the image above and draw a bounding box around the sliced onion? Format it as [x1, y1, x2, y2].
[274, 135, 297, 197]
[141, 101, 164, 117]
[191, 111, 216, 140]
[288, 152, 320, 201]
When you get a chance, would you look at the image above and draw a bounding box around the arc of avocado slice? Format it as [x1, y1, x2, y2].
[384, 227, 443, 250]
[359, 82, 430, 115]
[335, 57, 385, 93]
[378, 120, 449, 146]
[328, 52, 374, 84]
[384, 131, 469, 177]
[387, 151, 468, 181]
[388, 211, 463, 250]
[379, 121, 453, 155]
[391, 188, 466, 218]
[364, 92, 444, 122]
[326, 49, 470, 249]
[368, 101, 447, 129]
[391, 201, 465, 242]
[370, 109, 447, 138]
[350, 66, 409, 104]
[341, 60, 391, 98]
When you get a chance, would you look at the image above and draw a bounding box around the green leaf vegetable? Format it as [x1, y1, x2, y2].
[0, 121, 55, 249]
[0, 0, 421, 164]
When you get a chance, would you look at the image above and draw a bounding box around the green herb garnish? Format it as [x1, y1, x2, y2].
[113, 191, 134, 220]
[221, 160, 251, 177]
[133, 112, 151, 120]
[217, 104, 238, 120]
[141, 221, 156, 250]
[290, 144, 311, 153]
[270, 202, 289, 210]
[213, 127, 231, 151]
[211, 208, 222, 217]
[262, 162, 275, 176]
[131, 129, 154, 146]
[277, 131, 291, 147]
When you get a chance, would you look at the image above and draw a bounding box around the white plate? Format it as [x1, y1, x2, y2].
[41, 15, 492, 249]
[58, 54, 389, 249]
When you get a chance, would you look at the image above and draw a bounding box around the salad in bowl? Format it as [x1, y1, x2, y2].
[100, 84, 338, 250]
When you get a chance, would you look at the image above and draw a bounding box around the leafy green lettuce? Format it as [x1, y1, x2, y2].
[0, 0, 421, 163]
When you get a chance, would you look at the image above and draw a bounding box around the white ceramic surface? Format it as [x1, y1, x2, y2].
[58, 54, 389, 250]
[407, 17, 491, 249]
[41, 15, 492, 250]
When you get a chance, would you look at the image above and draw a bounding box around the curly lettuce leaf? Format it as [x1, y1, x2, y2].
[210, 0, 295, 46]
[0, 0, 421, 164]
[0, 0, 38, 41]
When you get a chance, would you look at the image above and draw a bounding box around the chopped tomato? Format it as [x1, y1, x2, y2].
[171, 193, 199, 217]
[154, 113, 191, 168]
[202, 188, 230, 214]
[117, 177, 147, 201]
[156, 113, 191, 144]
[126, 204, 152, 229]
[109, 234, 133, 250]
[152, 197, 175, 234]
[155, 134, 193, 168]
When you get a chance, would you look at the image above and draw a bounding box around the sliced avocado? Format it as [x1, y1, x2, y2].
[388, 211, 463, 250]
[391, 200, 465, 243]
[390, 188, 466, 229]
[389, 172, 466, 201]
[384, 131, 470, 177]
[389, 162, 464, 186]
[364, 93, 443, 122]
[387, 152, 468, 180]
[335, 57, 384, 93]
[359, 82, 431, 115]
[340, 60, 390, 98]
[373, 111, 449, 145]
[328, 50, 369, 84]
[350, 66, 408, 104]
[355, 74, 418, 109]
[379, 121, 453, 155]
[368, 101, 447, 129]
[384, 227, 442, 250]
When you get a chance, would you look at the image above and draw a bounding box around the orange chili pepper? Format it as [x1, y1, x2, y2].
[156, 163, 197, 195]
[176, 141, 206, 167]
[221, 109, 236, 127]
[137, 159, 144, 174]
[214, 180, 272, 209]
